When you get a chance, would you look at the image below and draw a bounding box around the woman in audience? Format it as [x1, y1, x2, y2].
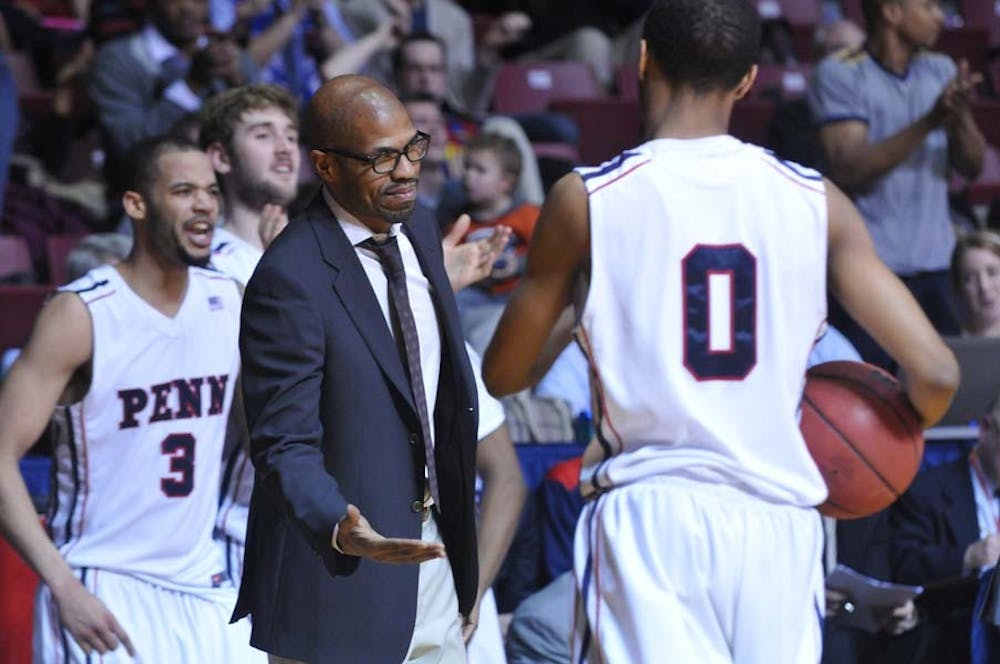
[951, 230, 1000, 338]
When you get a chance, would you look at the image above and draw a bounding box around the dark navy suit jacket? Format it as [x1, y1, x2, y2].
[233, 194, 479, 663]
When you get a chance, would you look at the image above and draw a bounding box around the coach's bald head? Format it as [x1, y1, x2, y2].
[308, 75, 422, 233]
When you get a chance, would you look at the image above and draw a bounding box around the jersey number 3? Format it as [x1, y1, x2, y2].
[682, 244, 757, 381]
[161, 433, 195, 497]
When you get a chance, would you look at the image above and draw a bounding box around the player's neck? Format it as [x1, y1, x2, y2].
[867, 31, 917, 75]
[223, 198, 267, 251]
[966, 319, 1000, 338]
[116, 248, 190, 318]
[645, 91, 733, 141]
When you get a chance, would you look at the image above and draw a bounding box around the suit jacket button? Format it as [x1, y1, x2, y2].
[409, 433, 418, 446]
[411, 500, 423, 513]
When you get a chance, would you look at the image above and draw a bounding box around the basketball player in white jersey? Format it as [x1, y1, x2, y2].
[0, 136, 263, 662]
[483, 1, 960, 662]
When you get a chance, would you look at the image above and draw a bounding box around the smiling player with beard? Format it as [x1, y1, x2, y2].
[0, 136, 264, 662]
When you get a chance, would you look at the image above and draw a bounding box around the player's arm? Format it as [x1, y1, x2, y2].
[0, 293, 134, 657]
[472, 422, 526, 600]
[483, 172, 589, 396]
[825, 180, 959, 426]
[818, 117, 939, 192]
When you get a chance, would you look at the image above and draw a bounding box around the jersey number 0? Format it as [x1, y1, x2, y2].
[682, 244, 757, 381]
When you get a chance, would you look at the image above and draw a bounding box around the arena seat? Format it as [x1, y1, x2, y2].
[749, 63, 813, 100]
[0, 235, 34, 282]
[491, 61, 604, 115]
[548, 98, 641, 165]
[45, 233, 87, 286]
[0, 533, 38, 664]
[0, 285, 54, 353]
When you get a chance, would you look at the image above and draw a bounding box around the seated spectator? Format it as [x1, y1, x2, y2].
[890, 394, 1000, 663]
[402, 92, 451, 210]
[505, 571, 575, 664]
[88, 0, 259, 165]
[951, 230, 1000, 338]
[341, 0, 529, 115]
[450, 132, 538, 354]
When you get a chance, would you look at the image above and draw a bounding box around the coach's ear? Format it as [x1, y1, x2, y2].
[638, 38, 648, 84]
[733, 64, 758, 101]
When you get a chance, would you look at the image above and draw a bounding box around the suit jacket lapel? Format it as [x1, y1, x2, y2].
[305, 195, 417, 417]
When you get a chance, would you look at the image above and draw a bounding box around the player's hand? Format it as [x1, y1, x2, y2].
[53, 580, 136, 657]
[441, 214, 512, 292]
[461, 602, 480, 644]
[335, 504, 445, 563]
[481, 12, 532, 51]
[964, 533, 1000, 570]
[258, 203, 289, 249]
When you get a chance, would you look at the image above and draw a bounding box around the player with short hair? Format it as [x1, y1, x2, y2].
[0, 136, 262, 662]
[482, 1, 959, 661]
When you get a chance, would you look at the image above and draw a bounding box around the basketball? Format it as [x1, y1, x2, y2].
[800, 361, 925, 519]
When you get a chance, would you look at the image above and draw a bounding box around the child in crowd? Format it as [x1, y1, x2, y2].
[454, 132, 540, 353]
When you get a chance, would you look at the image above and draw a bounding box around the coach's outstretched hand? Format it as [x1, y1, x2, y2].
[55, 580, 136, 657]
[335, 504, 445, 563]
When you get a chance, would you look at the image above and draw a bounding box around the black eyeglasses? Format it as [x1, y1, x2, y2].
[319, 132, 431, 175]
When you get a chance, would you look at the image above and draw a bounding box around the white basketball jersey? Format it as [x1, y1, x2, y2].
[211, 225, 262, 284]
[49, 264, 242, 590]
[576, 136, 828, 507]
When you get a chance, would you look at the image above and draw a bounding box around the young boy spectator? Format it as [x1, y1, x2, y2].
[453, 132, 539, 354]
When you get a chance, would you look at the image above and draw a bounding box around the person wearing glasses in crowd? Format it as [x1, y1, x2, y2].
[233, 75, 481, 664]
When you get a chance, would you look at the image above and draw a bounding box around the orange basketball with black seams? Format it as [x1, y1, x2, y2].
[800, 361, 924, 519]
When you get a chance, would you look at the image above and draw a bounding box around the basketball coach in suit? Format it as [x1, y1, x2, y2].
[234, 75, 479, 663]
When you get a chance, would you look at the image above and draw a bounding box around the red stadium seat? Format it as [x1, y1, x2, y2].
[936, 27, 989, 76]
[45, 234, 87, 286]
[0, 285, 54, 352]
[0, 533, 39, 664]
[491, 61, 604, 115]
[0, 235, 34, 282]
[972, 101, 1000, 149]
[749, 63, 814, 100]
[548, 98, 641, 166]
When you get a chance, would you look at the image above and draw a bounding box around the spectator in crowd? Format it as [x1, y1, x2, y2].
[89, 0, 258, 164]
[341, 0, 531, 115]
[808, 0, 986, 367]
[452, 131, 539, 354]
[392, 31, 546, 205]
[491, 0, 650, 90]
[890, 394, 1000, 663]
[402, 92, 451, 210]
[0, 136, 262, 661]
[951, 230, 1000, 338]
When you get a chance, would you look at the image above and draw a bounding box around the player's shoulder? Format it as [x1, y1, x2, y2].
[754, 148, 827, 194]
[817, 47, 868, 74]
[59, 264, 118, 305]
[574, 146, 652, 194]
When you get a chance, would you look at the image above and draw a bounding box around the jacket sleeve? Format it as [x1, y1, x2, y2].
[240, 260, 357, 574]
